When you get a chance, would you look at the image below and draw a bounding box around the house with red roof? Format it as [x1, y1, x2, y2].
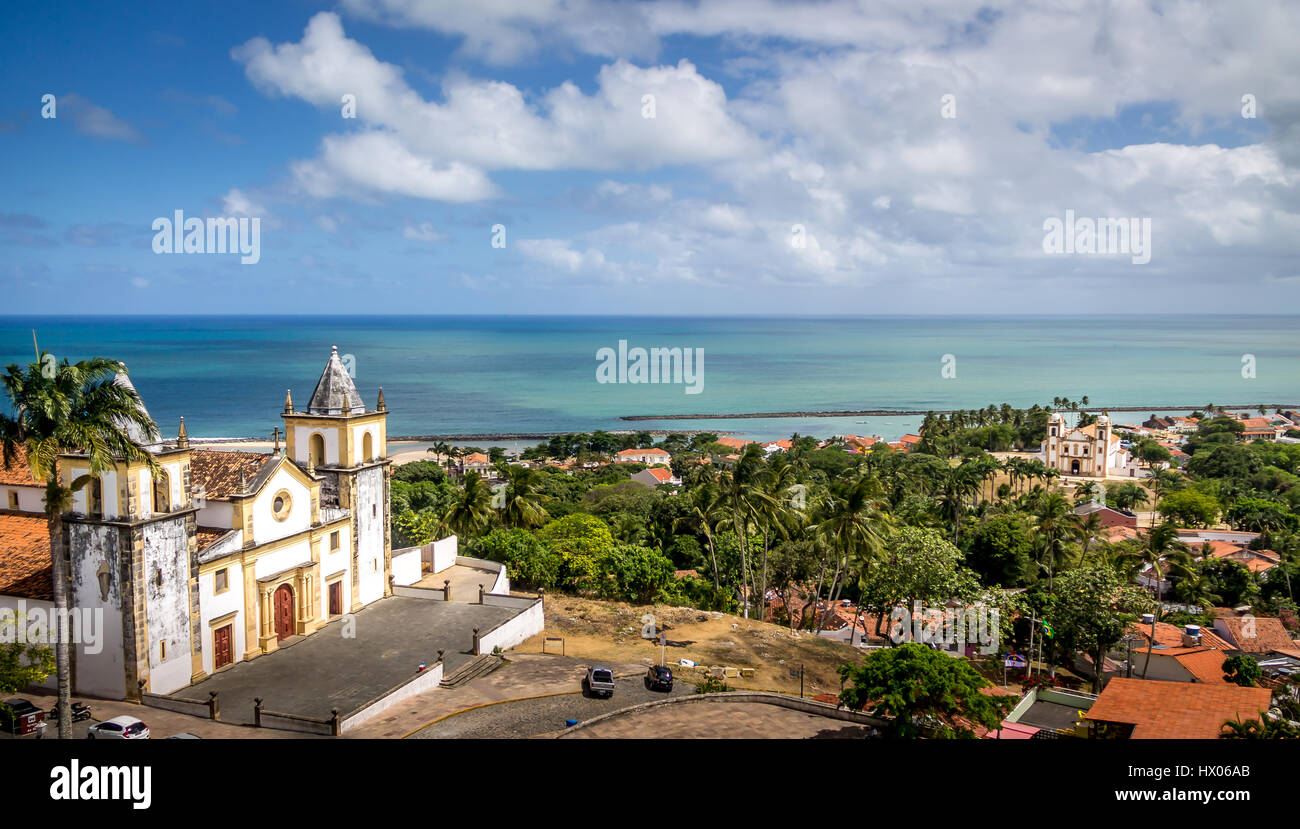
[1084, 678, 1272, 739]
[614, 447, 672, 465]
[631, 466, 681, 488]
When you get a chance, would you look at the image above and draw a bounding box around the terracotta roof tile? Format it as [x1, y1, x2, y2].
[1085, 678, 1272, 739]
[0, 446, 43, 486]
[1216, 616, 1298, 655]
[1172, 649, 1232, 684]
[0, 513, 52, 600]
[190, 449, 271, 500]
[1128, 621, 1232, 651]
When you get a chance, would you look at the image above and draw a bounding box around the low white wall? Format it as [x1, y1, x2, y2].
[390, 547, 422, 586]
[340, 660, 444, 733]
[477, 598, 543, 654]
[392, 584, 445, 601]
[430, 536, 458, 574]
[456, 555, 509, 594]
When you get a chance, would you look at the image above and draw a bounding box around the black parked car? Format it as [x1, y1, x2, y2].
[645, 665, 673, 691]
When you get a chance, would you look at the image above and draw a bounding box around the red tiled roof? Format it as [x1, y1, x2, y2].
[899, 434, 921, 445]
[640, 467, 673, 483]
[1216, 616, 1298, 655]
[715, 437, 753, 450]
[1173, 649, 1232, 684]
[616, 447, 670, 457]
[0, 446, 44, 486]
[1084, 678, 1272, 739]
[1127, 621, 1233, 651]
[0, 513, 52, 600]
[190, 449, 271, 500]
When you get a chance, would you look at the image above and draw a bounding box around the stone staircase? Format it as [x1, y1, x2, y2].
[439, 654, 505, 689]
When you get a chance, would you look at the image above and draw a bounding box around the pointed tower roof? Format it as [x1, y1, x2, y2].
[306, 346, 365, 416]
[112, 369, 161, 448]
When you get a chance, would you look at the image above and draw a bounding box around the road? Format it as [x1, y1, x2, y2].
[409, 673, 691, 738]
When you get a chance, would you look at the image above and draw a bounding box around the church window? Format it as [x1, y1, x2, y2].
[330, 531, 340, 551]
[309, 434, 326, 468]
[160, 640, 166, 661]
[90, 478, 102, 518]
[215, 568, 229, 594]
[153, 468, 170, 513]
[155, 567, 163, 588]
[271, 489, 293, 521]
[6, 491, 16, 509]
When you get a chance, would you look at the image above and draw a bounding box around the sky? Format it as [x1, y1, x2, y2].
[1, 0, 1297, 315]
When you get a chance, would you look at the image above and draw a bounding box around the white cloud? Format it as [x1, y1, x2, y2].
[59, 94, 141, 143]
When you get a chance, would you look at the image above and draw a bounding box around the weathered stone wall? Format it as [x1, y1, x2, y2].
[354, 465, 386, 606]
[67, 522, 127, 699]
[141, 515, 193, 694]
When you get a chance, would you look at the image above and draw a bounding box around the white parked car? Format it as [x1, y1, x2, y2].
[87, 716, 150, 740]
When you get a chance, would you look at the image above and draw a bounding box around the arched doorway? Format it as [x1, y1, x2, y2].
[273, 584, 295, 642]
[1070, 459, 1080, 475]
[309, 433, 326, 468]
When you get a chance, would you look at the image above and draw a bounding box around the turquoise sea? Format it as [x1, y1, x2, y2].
[1, 316, 1297, 444]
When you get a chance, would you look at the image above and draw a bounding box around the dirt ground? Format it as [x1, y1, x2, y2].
[519, 596, 865, 697]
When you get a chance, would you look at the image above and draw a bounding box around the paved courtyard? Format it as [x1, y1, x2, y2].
[178, 596, 516, 724]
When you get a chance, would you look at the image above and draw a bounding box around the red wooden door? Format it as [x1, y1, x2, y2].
[328, 581, 342, 616]
[274, 584, 294, 641]
[213, 625, 233, 669]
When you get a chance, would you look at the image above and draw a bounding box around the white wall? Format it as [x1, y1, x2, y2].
[430, 536, 458, 573]
[477, 599, 543, 654]
[354, 466, 385, 606]
[339, 661, 443, 733]
[142, 517, 192, 695]
[391, 547, 421, 586]
[199, 561, 246, 676]
[250, 466, 312, 547]
[253, 539, 313, 582]
[1, 484, 46, 513]
[293, 426, 339, 466]
[196, 501, 235, 530]
[67, 524, 127, 699]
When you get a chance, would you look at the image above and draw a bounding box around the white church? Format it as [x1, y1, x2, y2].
[1038, 411, 1137, 479]
[0, 347, 398, 699]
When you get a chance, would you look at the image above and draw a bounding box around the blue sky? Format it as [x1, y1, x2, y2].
[2, 0, 1297, 315]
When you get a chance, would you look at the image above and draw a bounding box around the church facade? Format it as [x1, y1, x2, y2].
[1039, 411, 1136, 479]
[0, 347, 392, 699]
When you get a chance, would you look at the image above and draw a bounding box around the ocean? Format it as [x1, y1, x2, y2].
[1, 315, 1296, 444]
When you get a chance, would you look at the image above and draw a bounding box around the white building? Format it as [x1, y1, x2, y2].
[0, 347, 394, 699]
[1039, 412, 1136, 479]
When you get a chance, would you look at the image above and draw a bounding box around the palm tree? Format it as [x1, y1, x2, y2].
[1072, 511, 1105, 561]
[442, 472, 494, 537]
[1119, 522, 1193, 678]
[426, 440, 453, 468]
[498, 466, 549, 529]
[1, 354, 157, 739]
[1074, 481, 1098, 505]
[675, 481, 724, 590]
[1033, 491, 1072, 591]
[813, 473, 891, 634]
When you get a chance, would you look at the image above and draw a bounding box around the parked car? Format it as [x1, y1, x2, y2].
[645, 665, 673, 691]
[584, 666, 616, 698]
[1, 698, 46, 738]
[87, 716, 150, 740]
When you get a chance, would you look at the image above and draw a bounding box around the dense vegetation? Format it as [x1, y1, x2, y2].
[389, 403, 1300, 693]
